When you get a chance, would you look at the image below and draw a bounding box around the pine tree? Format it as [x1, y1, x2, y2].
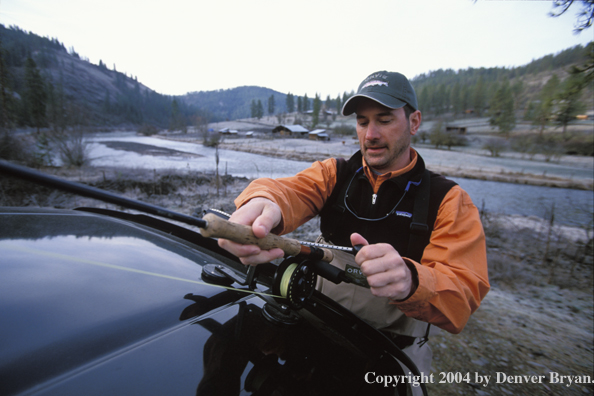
[472, 76, 486, 116]
[489, 79, 516, 136]
[256, 100, 264, 119]
[24, 56, 47, 133]
[286, 93, 295, 113]
[555, 73, 586, 135]
[251, 99, 257, 118]
[312, 94, 322, 127]
[532, 74, 560, 134]
[268, 94, 275, 115]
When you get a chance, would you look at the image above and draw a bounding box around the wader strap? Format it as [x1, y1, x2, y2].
[407, 170, 431, 262]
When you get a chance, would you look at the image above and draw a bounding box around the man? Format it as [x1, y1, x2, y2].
[218, 71, 490, 379]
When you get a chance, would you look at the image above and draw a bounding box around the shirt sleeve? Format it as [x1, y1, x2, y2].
[392, 185, 490, 334]
[234, 158, 338, 235]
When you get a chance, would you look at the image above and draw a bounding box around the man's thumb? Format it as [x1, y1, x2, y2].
[350, 233, 369, 248]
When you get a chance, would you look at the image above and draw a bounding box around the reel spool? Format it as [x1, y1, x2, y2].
[272, 258, 317, 309]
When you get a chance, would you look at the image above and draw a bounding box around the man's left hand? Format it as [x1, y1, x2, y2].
[350, 233, 415, 301]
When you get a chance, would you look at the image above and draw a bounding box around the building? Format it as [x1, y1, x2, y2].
[272, 125, 310, 137]
[308, 129, 330, 141]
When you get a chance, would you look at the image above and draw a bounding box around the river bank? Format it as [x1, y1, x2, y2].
[1, 160, 592, 396]
[212, 137, 593, 190]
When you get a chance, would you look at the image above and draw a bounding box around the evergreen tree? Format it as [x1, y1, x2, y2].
[286, 93, 295, 113]
[335, 94, 342, 114]
[251, 99, 257, 118]
[169, 99, 185, 132]
[297, 96, 302, 113]
[312, 94, 322, 127]
[451, 82, 462, 116]
[489, 79, 516, 136]
[418, 86, 431, 114]
[303, 94, 309, 112]
[256, 99, 264, 119]
[268, 94, 275, 115]
[472, 76, 486, 116]
[531, 74, 560, 134]
[24, 56, 47, 132]
[555, 73, 586, 135]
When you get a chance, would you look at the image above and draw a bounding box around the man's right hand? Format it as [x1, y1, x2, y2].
[217, 198, 285, 266]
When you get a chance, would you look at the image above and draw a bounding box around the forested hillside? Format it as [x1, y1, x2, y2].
[0, 24, 202, 129]
[0, 23, 591, 134]
[411, 43, 593, 120]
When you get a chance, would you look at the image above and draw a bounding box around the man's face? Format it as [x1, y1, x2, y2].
[355, 99, 421, 173]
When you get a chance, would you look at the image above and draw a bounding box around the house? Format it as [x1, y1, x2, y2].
[308, 129, 330, 141]
[218, 128, 238, 135]
[446, 126, 467, 135]
[272, 125, 310, 137]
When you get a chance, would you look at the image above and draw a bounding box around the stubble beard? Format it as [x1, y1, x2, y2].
[362, 128, 412, 173]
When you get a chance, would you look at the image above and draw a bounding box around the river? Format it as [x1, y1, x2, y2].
[85, 133, 593, 228]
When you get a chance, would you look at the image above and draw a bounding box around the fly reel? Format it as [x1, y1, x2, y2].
[272, 258, 317, 309]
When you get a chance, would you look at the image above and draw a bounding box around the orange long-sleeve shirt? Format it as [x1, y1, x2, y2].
[235, 150, 489, 334]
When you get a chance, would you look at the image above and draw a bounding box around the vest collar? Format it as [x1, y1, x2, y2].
[360, 148, 426, 192]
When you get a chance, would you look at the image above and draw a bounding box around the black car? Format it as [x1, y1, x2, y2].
[0, 161, 425, 396]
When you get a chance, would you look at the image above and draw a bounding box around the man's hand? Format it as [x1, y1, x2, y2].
[218, 198, 285, 266]
[350, 233, 415, 301]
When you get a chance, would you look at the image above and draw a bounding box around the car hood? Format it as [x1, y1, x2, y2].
[0, 208, 247, 395]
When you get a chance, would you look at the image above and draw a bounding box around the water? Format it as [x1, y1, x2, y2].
[452, 178, 593, 228]
[87, 134, 309, 179]
[86, 133, 593, 228]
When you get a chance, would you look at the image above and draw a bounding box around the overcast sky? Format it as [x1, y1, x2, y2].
[1, 0, 592, 97]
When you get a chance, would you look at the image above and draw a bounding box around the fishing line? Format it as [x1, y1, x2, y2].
[3, 244, 283, 299]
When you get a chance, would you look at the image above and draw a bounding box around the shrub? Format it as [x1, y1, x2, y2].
[482, 138, 507, 157]
[51, 129, 90, 167]
[332, 124, 356, 136]
[138, 124, 159, 136]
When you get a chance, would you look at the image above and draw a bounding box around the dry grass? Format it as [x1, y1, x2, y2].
[1, 165, 592, 396]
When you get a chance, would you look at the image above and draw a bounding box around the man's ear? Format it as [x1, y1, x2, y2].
[409, 110, 422, 135]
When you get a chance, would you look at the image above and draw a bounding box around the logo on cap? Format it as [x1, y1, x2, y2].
[361, 80, 388, 89]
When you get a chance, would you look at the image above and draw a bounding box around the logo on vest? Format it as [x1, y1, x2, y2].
[396, 211, 413, 218]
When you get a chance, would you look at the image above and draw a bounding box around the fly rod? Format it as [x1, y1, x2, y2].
[0, 160, 334, 262]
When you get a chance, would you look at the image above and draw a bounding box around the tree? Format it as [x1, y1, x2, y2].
[555, 73, 586, 135]
[250, 99, 257, 118]
[303, 94, 309, 112]
[531, 74, 560, 134]
[335, 94, 342, 114]
[450, 82, 462, 116]
[256, 99, 264, 119]
[169, 99, 186, 132]
[268, 94, 275, 115]
[24, 56, 47, 133]
[472, 76, 486, 116]
[286, 93, 295, 113]
[312, 94, 322, 127]
[297, 96, 302, 113]
[550, 0, 594, 33]
[489, 79, 516, 136]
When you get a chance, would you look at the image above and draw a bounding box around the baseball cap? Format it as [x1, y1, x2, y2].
[341, 71, 418, 116]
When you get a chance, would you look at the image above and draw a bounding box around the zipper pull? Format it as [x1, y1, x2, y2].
[372, 194, 377, 205]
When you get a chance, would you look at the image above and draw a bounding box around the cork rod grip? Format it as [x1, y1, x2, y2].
[201, 213, 302, 256]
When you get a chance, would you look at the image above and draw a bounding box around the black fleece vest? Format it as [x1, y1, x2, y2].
[320, 151, 457, 262]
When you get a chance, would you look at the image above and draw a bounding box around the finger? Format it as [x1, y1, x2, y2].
[350, 232, 369, 248]
[239, 248, 285, 266]
[218, 238, 261, 257]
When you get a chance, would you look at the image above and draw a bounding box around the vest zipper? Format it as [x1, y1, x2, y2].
[372, 193, 377, 205]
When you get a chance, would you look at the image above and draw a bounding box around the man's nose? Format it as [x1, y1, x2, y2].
[365, 121, 381, 140]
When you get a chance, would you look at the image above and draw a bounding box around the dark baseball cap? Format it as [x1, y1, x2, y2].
[341, 71, 418, 116]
